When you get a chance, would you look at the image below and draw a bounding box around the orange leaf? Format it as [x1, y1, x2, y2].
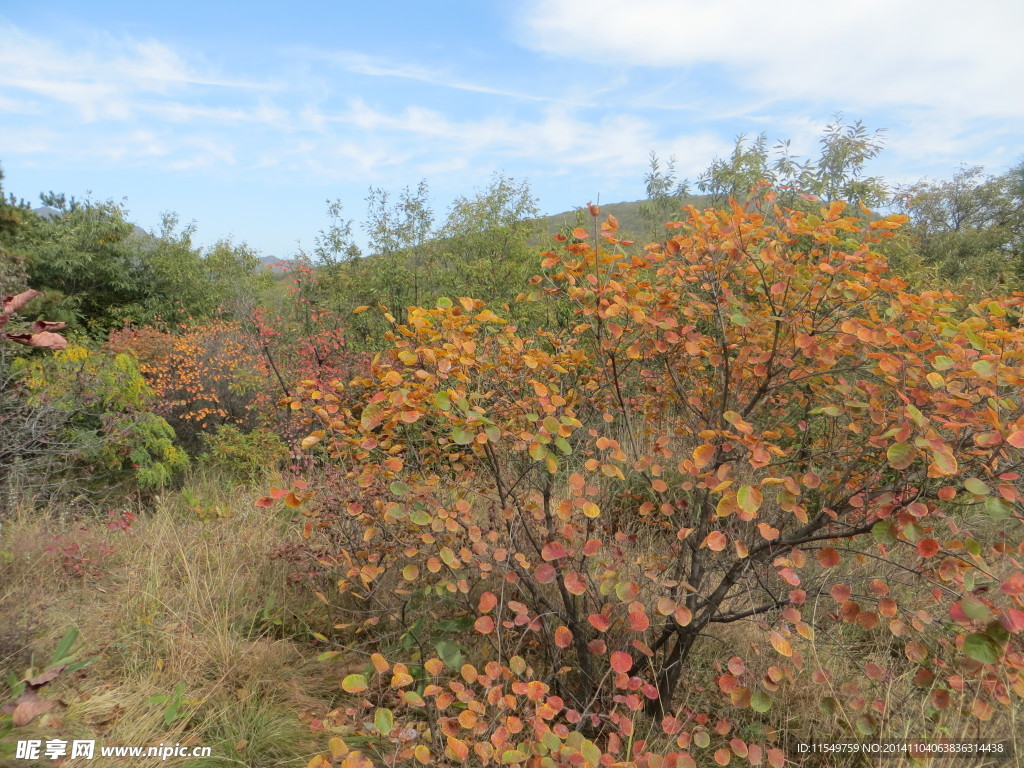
[554, 625, 573, 649]
[564, 572, 587, 595]
[628, 606, 650, 632]
[693, 444, 715, 470]
[917, 538, 939, 558]
[705, 531, 727, 551]
[817, 548, 840, 568]
[769, 630, 792, 657]
[478, 591, 497, 613]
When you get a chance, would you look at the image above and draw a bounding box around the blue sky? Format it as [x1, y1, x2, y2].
[1, 1, 1021, 257]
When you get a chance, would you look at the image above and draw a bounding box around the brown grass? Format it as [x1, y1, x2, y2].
[0, 470, 344, 767]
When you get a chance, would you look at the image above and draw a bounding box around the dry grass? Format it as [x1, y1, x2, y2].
[0, 470, 343, 767]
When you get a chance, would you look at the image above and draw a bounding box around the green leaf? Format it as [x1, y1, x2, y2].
[871, 521, 896, 545]
[960, 597, 990, 621]
[985, 497, 1012, 518]
[963, 633, 1000, 664]
[373, 707, 394, 736]
[434, 639, 462, 669]
[580, 740, 601, 767]
[750, 690, 772, 713]
[964, 477, 989, 496]
[554, 436, 572, 455]
[409, 508, 431, 526]
[502, 750, 528, 764]
[434, 391, 451, 410]
[452, 427, 475, 445]
[972, 360, 997, 378]
[341, 674, 368, 693]
[389, 481, 410, 498]
[932, 355, 954, 371]
[435, 297, 453, 309]
[985, 621, 1010, 646]
[435, 615, 475, 632]
[50, 626, 79, 664]
[886, 442, 914, 470]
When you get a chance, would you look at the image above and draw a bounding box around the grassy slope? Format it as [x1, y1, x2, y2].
[0, 472, 349, 768]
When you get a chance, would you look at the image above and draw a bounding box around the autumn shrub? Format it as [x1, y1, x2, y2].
[109, 319, 263, 452]
[273, 189, 1024, 768]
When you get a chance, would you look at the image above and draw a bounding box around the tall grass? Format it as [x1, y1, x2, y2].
[0, 469, 340, 767]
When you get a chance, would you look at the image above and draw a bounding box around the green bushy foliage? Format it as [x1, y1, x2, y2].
[201, 424, 288, 481]
[13, 344, 188, 492]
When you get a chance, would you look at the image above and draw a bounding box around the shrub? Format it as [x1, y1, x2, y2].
[13, 344, 188, 493]
[278, 191, 1024, 768]
[201, 424, 288, 481]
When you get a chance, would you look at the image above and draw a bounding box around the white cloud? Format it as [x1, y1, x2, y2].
[0, 20, 270, 122]
[522, 0, 1024, 119]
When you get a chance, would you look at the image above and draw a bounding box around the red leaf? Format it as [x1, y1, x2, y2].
[917, 539, 939, 558]
[12, 699, 53, 727]
[1, 289, 39, 320]
[542, 541, 568, 561]
[610, 651, 632, 673]
[588, 613, 611, 632]
[564, 572, 587, 595]
[830, 584, 852, 602]
[628, 606, 650, 632]
[534, 563, 557, 583]
[474, 616, 495, 634]
[4, 331, 67, 349]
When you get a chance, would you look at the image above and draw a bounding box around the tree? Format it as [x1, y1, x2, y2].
[0, 164, 30, 299]
[439, 172, 540, 307]
[638, 152, 690, 243]
[896, 163, 1024, 289]
[698, 116, 886, 209]
[281, 189, 1024, 767]
[364, 181, 435, 317]
[314, 199, 362, 266]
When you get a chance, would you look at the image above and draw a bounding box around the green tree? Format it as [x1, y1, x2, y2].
[438, 172, 540, 306]
[637, 152, 690, 242]
[896, 163, 1024, 289]
[698, 115, 886, 209]
[0, 165, 31, 299]
[364, 180, 435, 315]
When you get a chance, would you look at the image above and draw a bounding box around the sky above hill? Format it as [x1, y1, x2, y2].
[1, 1, 1021, 257]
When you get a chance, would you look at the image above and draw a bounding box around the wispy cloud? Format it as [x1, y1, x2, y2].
[0, 22, 270, 122]
[1, 8, 1018, 257]
[521, 0, 1024, 120]
[294, 49, 589, 105]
